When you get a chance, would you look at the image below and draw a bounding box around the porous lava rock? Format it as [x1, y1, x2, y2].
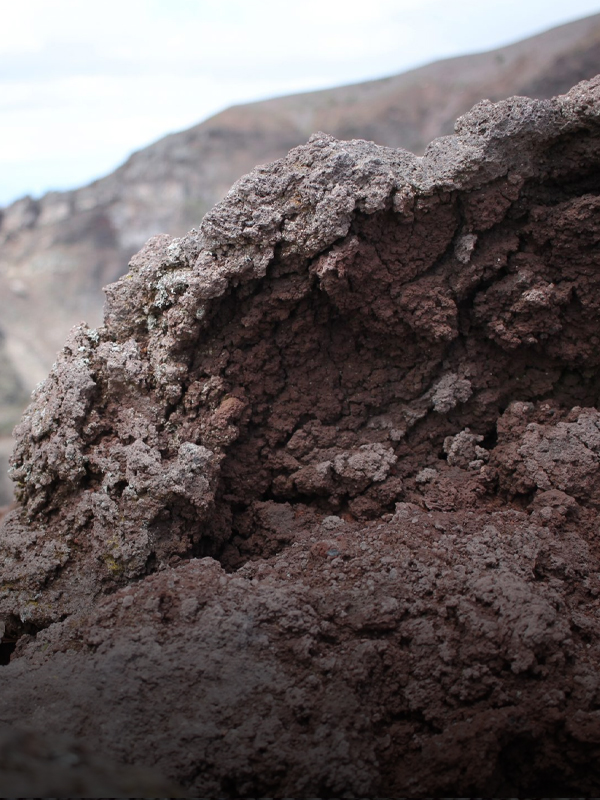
[2, 78, 600, 796]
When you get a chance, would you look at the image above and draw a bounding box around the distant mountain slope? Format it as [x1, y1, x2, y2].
[0, 12, 599, 429]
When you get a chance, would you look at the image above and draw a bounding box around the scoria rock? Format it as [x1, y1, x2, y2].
[0, 12, 598, 437]
[2, 78, 600, 796]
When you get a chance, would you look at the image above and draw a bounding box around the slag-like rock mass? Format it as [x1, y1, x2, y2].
[1, 78, 600, 796]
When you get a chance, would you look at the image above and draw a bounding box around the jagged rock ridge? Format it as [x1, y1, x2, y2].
[1, 79, 600, 796]
[0, 12, 599, 425]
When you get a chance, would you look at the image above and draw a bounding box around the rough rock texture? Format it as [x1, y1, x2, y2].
[2, 13, 600, 509]
[0, 13, 599, 423]
[2, 78, 600, 796]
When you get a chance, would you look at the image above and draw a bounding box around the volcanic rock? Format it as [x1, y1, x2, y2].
[2, 78, 600, 796]
[0, 723, 184, 797]
[0, 14, 599, 471]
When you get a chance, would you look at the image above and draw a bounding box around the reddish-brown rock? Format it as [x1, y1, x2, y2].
[2, 78, 600, 796]
[1, 13, 599, 463]
[0, 723, 184, 797]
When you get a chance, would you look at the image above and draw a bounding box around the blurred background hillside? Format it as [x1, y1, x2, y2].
[1, 1, 600, 503]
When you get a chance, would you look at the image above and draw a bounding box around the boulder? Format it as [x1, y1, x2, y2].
[2, 78, 600, 796]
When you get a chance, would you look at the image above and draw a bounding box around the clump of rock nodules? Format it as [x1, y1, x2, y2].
[2, 78, 600, 797]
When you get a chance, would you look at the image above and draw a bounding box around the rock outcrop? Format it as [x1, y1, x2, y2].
[0, 333, 28, 509]
[2, 78, 600, 796]
[0, 13, 599, 463]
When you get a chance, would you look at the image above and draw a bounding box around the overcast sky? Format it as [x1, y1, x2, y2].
[1, 0, 599, 207]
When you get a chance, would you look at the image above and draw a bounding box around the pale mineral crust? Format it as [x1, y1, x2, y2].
[2, 78, 600, 796]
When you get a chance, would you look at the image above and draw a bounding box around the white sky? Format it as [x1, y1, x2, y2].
[1, 0, 599, 207]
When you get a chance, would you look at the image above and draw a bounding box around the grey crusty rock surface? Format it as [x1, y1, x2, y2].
[1, 12, 598, 438]
[2, 78, 600, 796]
